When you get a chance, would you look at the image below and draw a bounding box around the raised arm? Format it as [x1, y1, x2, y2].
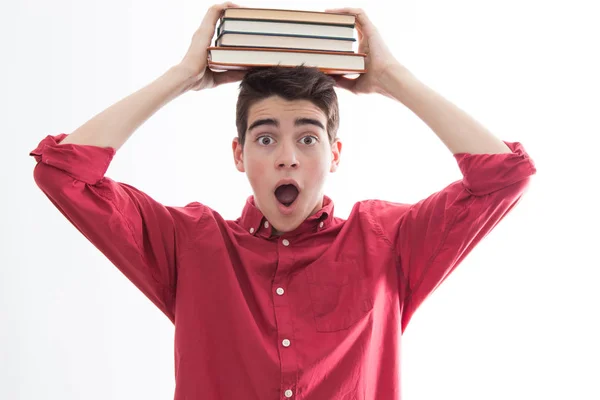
[60, 1, 245, 151]
[30, 2, 245, 322]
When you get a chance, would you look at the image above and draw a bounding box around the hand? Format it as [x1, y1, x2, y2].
[178, 2, 247, 91]
[324, 7, 403, 96]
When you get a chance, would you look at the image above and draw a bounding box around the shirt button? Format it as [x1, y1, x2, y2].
[284, 389, 293, 398]
[264, 221, 269, 228]
[319, 221, 324, 228]
[282, 239, 290, 246]
[276, 287, 285, 295]
[249, 227, 255, 234]
[282, 339, 291, 347]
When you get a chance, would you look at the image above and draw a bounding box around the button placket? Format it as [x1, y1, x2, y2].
[275, 236, 295, 399]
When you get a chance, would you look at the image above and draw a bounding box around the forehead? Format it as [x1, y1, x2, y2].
[248, 96, 326, 123]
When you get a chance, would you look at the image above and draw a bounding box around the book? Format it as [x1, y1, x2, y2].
[217, 18, 355, 39]
[208, 7, 365, 75]
[215, 31, 355, 52]
[221, 7, 356, 26]
[207, 47, 366, 74]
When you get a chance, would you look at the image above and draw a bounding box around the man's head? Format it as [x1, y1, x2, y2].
[232, 66, 342, 234]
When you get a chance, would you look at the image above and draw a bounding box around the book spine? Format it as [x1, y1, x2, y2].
[220, 16, 355, 28]
[217, 30, 355, 42]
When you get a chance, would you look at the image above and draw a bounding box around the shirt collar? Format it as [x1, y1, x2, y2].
[239, 195, 334, 237]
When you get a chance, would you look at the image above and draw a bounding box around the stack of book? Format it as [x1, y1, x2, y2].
[207, 7, 366, 75]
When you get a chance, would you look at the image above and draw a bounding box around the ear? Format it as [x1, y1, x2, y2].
[232, 137, 245, 172]
[329, 138, 342, 173]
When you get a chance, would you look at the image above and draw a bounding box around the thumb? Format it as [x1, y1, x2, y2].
[331, 74, 357, 92]
[213, 69, 247, 86]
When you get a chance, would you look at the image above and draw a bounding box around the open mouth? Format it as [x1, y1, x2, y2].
[274, 183, 300, 207]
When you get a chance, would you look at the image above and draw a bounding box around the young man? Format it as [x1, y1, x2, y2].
[29, 2, 536, 399]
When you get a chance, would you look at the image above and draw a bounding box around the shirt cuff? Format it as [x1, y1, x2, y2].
[453, 140, 537, 196]
[29, 133, 116, 185]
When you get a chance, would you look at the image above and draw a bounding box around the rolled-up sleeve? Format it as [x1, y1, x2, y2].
[30, 133, 182, 322]
[371, 141, 537, 332]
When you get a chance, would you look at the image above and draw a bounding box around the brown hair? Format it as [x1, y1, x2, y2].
[235, 65, 339, 147]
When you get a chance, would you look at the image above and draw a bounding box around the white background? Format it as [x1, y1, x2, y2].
[2, 0, 599, 399]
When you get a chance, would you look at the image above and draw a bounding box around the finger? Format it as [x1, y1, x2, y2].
[324, 8, 369, 23]
[199, 2, 242, 34]
[324, 8, 374, 35]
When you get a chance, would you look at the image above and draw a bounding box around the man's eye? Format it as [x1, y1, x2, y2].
[301, 136, 318, 145]
[257, 136, 273, 145]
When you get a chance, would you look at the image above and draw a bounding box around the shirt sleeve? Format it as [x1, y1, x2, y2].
[370, 141, 537, 332]
[29, 133, 193, 323]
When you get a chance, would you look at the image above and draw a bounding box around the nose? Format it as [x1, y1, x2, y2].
[275, 141, 299, 169]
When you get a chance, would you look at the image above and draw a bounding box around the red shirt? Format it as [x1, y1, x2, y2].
[30, 133, 536, 400]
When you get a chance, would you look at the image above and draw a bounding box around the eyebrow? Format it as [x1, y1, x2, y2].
[248, 117, 325, 132]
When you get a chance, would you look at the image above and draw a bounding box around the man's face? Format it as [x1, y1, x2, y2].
[232, 95, 341, 234]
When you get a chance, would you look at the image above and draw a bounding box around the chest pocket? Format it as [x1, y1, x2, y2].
[304, 259, 373, 332]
